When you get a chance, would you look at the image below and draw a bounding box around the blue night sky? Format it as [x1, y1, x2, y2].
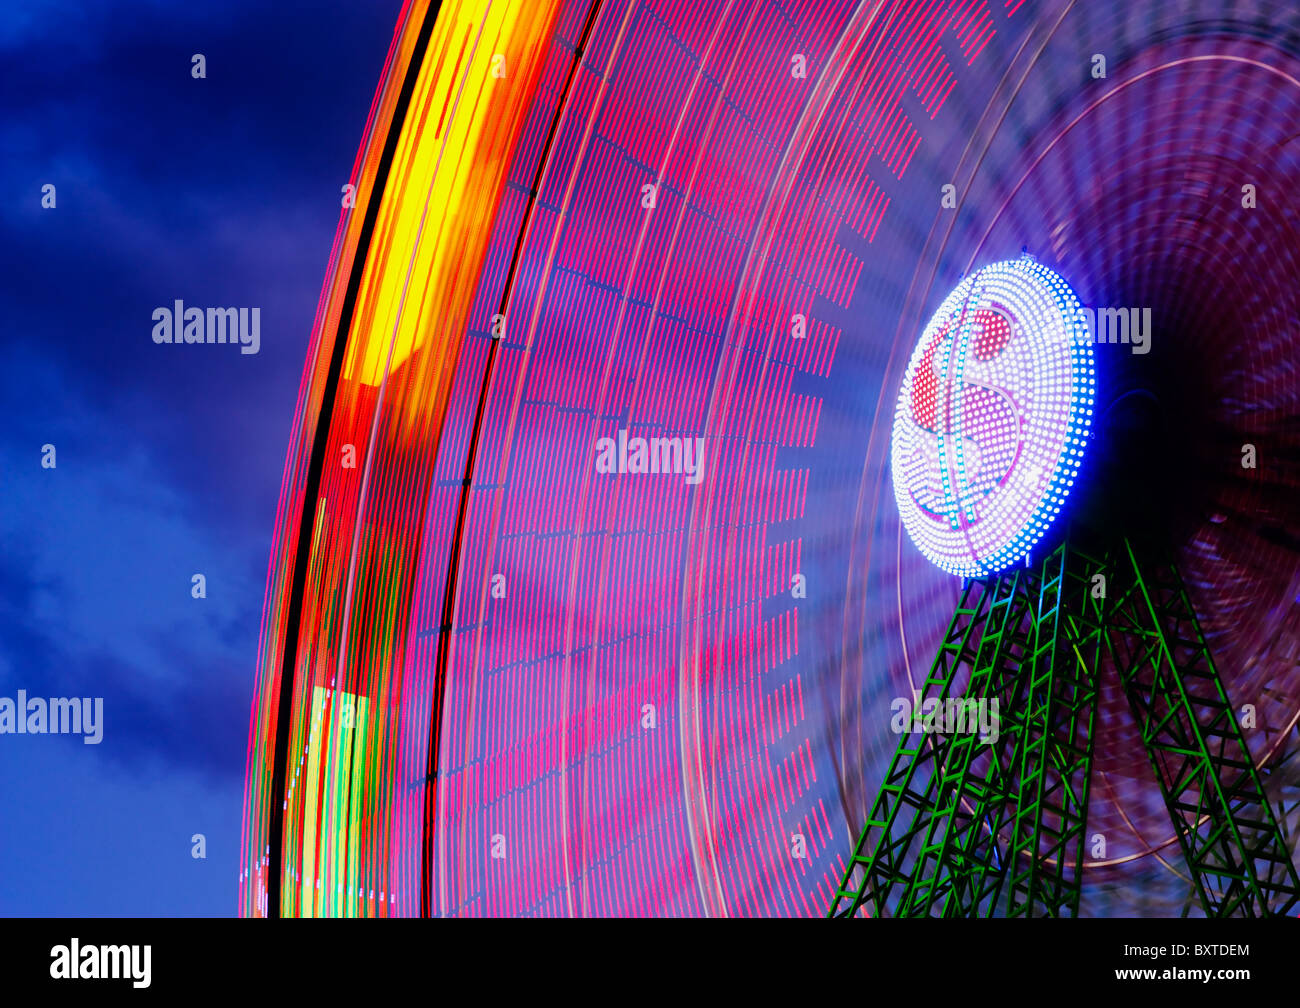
[1, 1, 403, 915]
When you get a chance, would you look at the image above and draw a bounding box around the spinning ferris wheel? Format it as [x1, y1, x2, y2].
[240, 0, 1300, 917]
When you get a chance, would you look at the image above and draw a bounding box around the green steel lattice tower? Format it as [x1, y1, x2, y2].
[828, 536, 1300, 918]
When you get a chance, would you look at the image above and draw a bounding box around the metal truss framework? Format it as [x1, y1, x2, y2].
[830, 537, 1300, 917]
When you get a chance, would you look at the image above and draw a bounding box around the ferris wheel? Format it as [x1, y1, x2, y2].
[239, 0, 1300, 917]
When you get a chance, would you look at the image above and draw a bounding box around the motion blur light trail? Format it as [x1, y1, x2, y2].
[243, 0, 1300, 916]
[242, 0, 566, 917]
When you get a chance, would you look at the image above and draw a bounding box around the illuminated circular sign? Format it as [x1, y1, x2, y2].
[890, 257, 1095, 576]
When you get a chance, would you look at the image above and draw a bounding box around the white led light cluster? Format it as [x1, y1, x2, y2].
[890, 257, 1095, 576]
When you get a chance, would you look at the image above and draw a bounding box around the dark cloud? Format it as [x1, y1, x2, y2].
[0, 0, 404, 912]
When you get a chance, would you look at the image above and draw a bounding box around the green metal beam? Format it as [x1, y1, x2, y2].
[830, 534, 1298, 918]
[894, 564, 1038, 917]
[1103, 538, 1300, 917]
[1003, 540, 1105, 917]
[828, 576, 998, 916]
